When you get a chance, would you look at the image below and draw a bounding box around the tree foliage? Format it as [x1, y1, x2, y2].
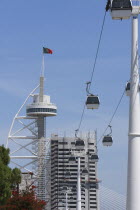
[0, 186, 46, 210]
[0, 146, 10, 165]
[0, 145, 21, 205]
[11, 168, 21, 192]
[0, 159, 11, 205]
[0, 145, 46, 209]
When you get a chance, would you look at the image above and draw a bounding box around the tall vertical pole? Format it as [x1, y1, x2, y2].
[66, 191, 68, 210]
[39, 76, 44, 103]
[37, 56, 46, 201]
[127, 15, 140, 210]
[76, 157, 81, 210]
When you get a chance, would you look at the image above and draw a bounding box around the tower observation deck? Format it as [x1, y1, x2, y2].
[6, 71, 57, 207]
[27, 77, 57, 117]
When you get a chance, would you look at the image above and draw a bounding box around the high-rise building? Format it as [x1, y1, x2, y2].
[50, 132, 99, 210]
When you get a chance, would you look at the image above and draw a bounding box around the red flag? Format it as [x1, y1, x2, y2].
[43, 47, 53, 54]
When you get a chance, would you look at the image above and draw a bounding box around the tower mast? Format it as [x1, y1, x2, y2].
[108, 1, 140, 209]
[127, 14, 140, 210]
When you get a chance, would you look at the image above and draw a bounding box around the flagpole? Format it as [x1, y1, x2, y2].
[41, 47, 52, 76]
[42, 52, 45, 77]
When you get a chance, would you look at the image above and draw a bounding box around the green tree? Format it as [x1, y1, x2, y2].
[0, 145, 21, 205]
[0, 159, 11, 205]
[0, 146, 10, 165]
[11, 168, 21, 193]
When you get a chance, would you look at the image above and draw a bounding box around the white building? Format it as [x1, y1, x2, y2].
[50, 133, 99, 210]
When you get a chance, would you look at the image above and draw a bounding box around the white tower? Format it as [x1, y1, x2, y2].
[127, 14, 140, 210]
[108, 1, 140, 209]
[6, 64, 57, 206]
[26, 75, 57, 201]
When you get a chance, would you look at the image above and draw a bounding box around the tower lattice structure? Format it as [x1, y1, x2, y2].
[6, 76, 57, 206]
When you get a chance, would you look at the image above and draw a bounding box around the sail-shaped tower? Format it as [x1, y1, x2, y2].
[6, 53, 57, 207]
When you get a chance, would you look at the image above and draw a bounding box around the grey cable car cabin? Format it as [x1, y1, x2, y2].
[91, 154, 99, 162]
[110, 0, 132, 20]
[125, 82, 130, 96]
[102, 135, 113, 146]
[86, 95, 100, 109]
[75, 139, 85, 150]
[82, 168, 88, 175]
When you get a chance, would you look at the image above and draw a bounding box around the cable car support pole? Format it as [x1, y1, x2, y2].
[76, 156, 82, 210]
[127, 13, 140, 210]
[66, 191, 68, 210]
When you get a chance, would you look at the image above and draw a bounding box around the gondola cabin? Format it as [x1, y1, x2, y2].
[102, 135, 113, 146]
[69, 156, 76, 164]
[82, 168, 88, 176]
[65, 171, 71, 178]
[111, 0, 132, 20]
[91, 154, 99, 162]
[125, 82, 130, 96]
[63, 186, 68, 191]
[86, 95, 100, 109]
[75, 139, 85, 150]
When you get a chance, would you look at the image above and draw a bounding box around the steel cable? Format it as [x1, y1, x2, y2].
[97, 89, 125, 144]
[76, 10, 107, 135]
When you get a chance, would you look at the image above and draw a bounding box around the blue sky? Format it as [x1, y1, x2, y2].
[0, 0, 136, 195]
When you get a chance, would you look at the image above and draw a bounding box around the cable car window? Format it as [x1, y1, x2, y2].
[126, 82, 130, 91]
[86, 96, 99, 104]
[112, 0, 132, 9]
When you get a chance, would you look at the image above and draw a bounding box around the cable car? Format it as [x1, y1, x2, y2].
[85, 82, 100, 109]
[75, 138, 85, 150]
[102, 125, 113, 146]
[102, 135, 113, 146]
[91, 154, 99, 162]
[110, 0, 132, 20]
[69, 156, 76, 164]
[63, 186, 68, 191]
[125, 82, 130, 96]
[86, 94, 100, 109]
[82, 168, 88, 176]
[65, 171, 71, 178]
